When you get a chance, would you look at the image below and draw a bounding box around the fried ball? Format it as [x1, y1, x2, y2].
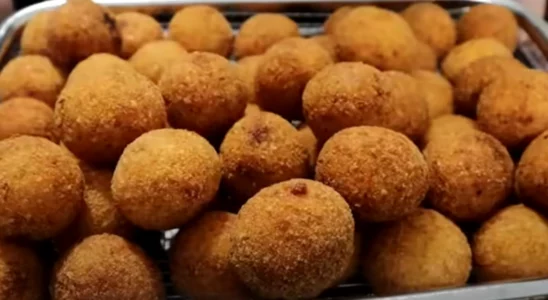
[401, 2, 456, 58]
[0, 97, 54, 141]
[115, 12, 163, 58]
[296, 124, 318, 173]
[112, 129, 221, 230]
[316, 126, 429, 222]
[237, 55, 262, 103]
[309, 35, 338, 62]
[0, 136, 83, 240]
[477, 69, 548, 149]
[169, 5, 232, 56]
[412, 41, 437, 71]
[220, 111, 308, 202]
[335, 231, 362, 285]
[458, 4, 519, 51]
[230, 179, 355, 299]
[0, 55, 64, 107]
[21, 11, 51, 55]
[515, 130, 548, 212]
[454, 56, 524, 116]
[52, 234, 164, 300]
[323, 6, 353, 34]
[256, 37, 333, 120]
[244, 103, 261, 116]
[334, 6, 418, 71]
[411, 70, 453, 119]
[65, 53, 134, 86]
[424, 130, 513, 222]
[234, 13, 299, 58]
[423, 114, 478, 146]
[170, 211, 250, 299]
[473, 205, 548, 282]
[364, 209, 471, 295]
[0, 242, 44, 300]
[441, 38, 512, 81]
[129, 40, 188, 83]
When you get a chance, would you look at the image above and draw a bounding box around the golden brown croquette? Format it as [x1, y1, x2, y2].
[364, 209, 471, 295]
[20, 11, 51, 56]
[115, 12, 163, 58]
[0, 97, 54, 141]
[64, 53, 134, 87]
[112, 129, 221, 230]
[323, 6, 353, 34]
[296, 124, 319, 174]
[234, 13, 299, 58]
[237, 55, 262, 103]
[309, 35, 338, 62]
[412, 41, 437, 71]
[316, 126, 429, 222]
[0, 242, 44, 300]
[423, 114, 478, 147]
[411, 70, 453, 119]
[0, 136, 83, 240]
[473, 205, 548, 282]
[230, 179, 355, 299]
[515, 130, 548, 212]
[129, 40, 188, 84]
[335, 231, 362, 285]
[52, 234, 164, 300]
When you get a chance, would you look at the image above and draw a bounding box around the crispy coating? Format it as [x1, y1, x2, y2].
[316, 126, 429, 222]
[477, 69, 548, 149]
[0, 97, 55, 141]
[334, 6, 418, 71]
[454, 56, 524, 116]
[0, 242, 44, 300]
[66, 53, 134, 86]
[473, 205, 548, 282]
[423, 130, 513, 222]
[115, 12, 163, 58]
[296, 124, 318, 174]
[170, 211, 251, 300]
[169, 5, 232, 56]
[401, 2, 456, 58]
[20, 11, 51, 56]
[244, 103, 261, 116]
[423, 114, 478, 147]
[256, 37, 333, 120]
[364, 209, 471, 295]
[234, 13, 299, 58]
[112, 129, 221, 230]
[0, 136, 83, 240]
[0, 55, 64, 107]
[323, 6, 353, 35]
[237, 55, 262, 103]
[52, 234, 164, 300]
[515, 130, 548, 212]
[412, 41, 437, 71]
[129, 40, 187, 83]
[334, 231, 361, 285]
[441, 38, 512, 81]
[458, 4, 519, 51]
[230, 179, 355, 299]
[220, 112, 308, 202]
[309, 35, 338, 62]
[411, 70, 453, 119]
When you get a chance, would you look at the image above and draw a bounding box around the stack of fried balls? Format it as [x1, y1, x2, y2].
[0, 0, 546, 298]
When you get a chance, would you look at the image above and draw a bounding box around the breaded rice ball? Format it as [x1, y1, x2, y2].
[234, 13, 299, 58]
[335, 231, 362, 285]
[364, 209, 471, 295]
[334, 6, 417, 71]
[256, 37, 333, 120]
[0, 55, 64, 107]
[458, 4, 519, 51]
[129, 40, 187, 83]
[423, 114, 478, 146]
[0, 136, 83, 240]
[411, 70, 453, 119]
[424, 130, 513, 222]
[515, 130, 548, 212]
[477, 70, 548, 149]
[115, 12, 163, 58]
[230, 179, 355, 299]
[21, 11, 51, 55]
[296, 124, 318, 173]
[454, 56, 524, 116]
[412, 41, 437, 71]
[441, 38, 512, 81]
[0, 242, 44, 300]
[112, 129, 221, 230]
[237, 55, 262, 103]
[401, 2, 456, 58]
[220, 112, 308, 202]
[169, 5, 232, 56]
[323, 6, 353, 34]
[309, 35, 338, 62]
[65, 53, 134, 87]
[0, 97, 54, 141]
[170, 211, 250, 299]
[316, 126, 429, 222]
[52, 234, 164, 300]
[473, 205, 548, 282]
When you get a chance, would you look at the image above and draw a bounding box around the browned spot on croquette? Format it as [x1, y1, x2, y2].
[250, 124, 269, 143]
[290, 182, 308, 195]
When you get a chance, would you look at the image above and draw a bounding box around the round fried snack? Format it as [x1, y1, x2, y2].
[316, 126, 429, 222]
[309, 35, 338, 62]
[234, 13, 299, 58]
[52, 234, 164, 300]
[364, 209, 471, 295]
[0, 242, 44, 300]
[424, 130, 513, 222]
[230, 179, 355, 299]
[441, 38, 512, 81]
[458, 4, 519, 51]
[334, 6, 418, 71]
[256, 37, 333, 120]
[515, 130, 548, 212]
[296, 124, 318, 173]
[115, 12, 163, 58]
[0, 97, 55, 141]
[423, 114, 478, 147]
[129, 40, 187, 83]
[220, 112, 308, 203]
[411, 70, 453, 119]
[21, 11, 51, 55]
[237, 55, 262, 103]
[0, 136, 83, 240]
[170, 211, 250, 299]
[473, 205, 548, 282]
[412, 41, 437, 71]
[401, 2, 456, 58]
[169, 5, 232, 56]
[323, 6, 353, 34]
[65, 53, 134, 87]
[112, 129, 221, 230]
[0, 55, 64, 107]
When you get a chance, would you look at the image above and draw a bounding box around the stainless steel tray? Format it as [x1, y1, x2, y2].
[2, 0, 548, 299]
